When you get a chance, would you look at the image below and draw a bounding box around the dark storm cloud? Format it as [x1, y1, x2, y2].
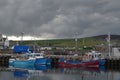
[0, 0, 120, 39]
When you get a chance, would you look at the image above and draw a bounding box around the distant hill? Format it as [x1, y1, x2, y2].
[87, 34, 120, 41]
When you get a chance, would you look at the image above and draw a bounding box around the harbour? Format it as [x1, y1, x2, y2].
[0, 33, 120, 80]
[0, 0, 120, 79]
[0, 46, 119, 80]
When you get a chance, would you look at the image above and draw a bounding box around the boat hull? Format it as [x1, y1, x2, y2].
[58, 60, 99, 68]
[34, 65, 51, 70]
[34, 58, 52, 65]
[12, 59, 35, 66]
[9, 59, 15, 66]
[99, 59, 106, 66]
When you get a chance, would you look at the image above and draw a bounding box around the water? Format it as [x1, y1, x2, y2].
[0, 66, 120, 80]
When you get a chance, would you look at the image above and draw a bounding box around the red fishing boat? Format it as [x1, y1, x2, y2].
[58, 50, 105, 68]
[58, 60, 99, 68]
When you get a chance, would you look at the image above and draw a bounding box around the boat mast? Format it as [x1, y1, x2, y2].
[107, 33, 111, 57]
[74, 32, 78, 53]
[21, 32, 24, 45]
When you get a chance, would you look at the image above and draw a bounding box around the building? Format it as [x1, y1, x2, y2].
[112, 46, 120, 57]
[0, 33, 4, 49]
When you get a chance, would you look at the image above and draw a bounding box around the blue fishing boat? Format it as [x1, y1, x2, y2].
[9, 45, 35, 66]
[10, 63, 35, 70]
[9, 53, 45, 67]
[34, 58, 52, 65]
[34, 65, 51, 70]
[98, 59, 106, 66]
[9, 53, 36, 66]
[9, 58, 15, 66]
[9, 54, 46, 66]
[13, 59, 35, 66]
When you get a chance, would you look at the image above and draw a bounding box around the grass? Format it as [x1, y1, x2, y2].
[19, 37, 108, 48]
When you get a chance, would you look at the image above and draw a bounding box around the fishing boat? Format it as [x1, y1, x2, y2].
[9, 52, 45, 66]
[9, 45, 52, 66]
[84, 50, 106, 66]
[34, 64, 51, 70]
[9, 63, 35, 70]
[9, 45, 35, 66]
[9, 53, 52, 67]
[13, 59, 35, 66]
[58, 59, 100, 68]
[34, 57, 52, 65]
[58, 50, 105, 68]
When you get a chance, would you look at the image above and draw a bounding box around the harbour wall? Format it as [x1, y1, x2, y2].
[0, 55, 11, 67]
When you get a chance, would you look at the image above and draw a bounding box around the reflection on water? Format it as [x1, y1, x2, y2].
[1, 65, 120, 80]
[9, 64, 52, 71]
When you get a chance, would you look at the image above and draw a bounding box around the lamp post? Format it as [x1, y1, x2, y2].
[21, 32, 24, 45]
[74, 32, 78, 53]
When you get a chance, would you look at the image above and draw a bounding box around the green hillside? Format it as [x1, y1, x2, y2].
[17, 34, 120, 48]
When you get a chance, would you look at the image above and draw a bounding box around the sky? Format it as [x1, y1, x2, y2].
[0, 0, 120, 40]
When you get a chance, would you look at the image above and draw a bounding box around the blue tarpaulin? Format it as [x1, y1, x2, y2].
[13, 45, 33, 53]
